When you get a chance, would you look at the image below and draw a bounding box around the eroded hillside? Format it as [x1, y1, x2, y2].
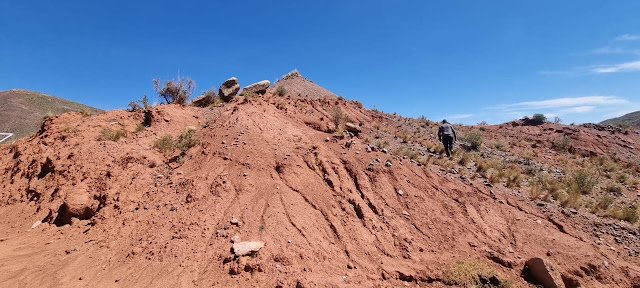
[1, 75, 639, 287]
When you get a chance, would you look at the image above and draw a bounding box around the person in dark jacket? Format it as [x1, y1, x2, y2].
[438, 119, 456, 157]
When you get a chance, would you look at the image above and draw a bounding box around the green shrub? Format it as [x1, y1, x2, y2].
[153, 76, 195, 105]
[175, 127, 199, 152]
[98, 127, 127, 141]
[275, 86, 286, 96]
[567, 169, 597, 195]
[154, 135, 174, 155]
[463, 132, 482, 151]
[531, 113, 547, 125]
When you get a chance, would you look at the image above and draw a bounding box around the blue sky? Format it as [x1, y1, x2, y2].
[1, 0, 640, 124]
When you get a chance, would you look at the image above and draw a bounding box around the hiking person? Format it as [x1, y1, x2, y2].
[438, 120, 456, 157]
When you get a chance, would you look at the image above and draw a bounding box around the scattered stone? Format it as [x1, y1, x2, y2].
[524, 257, 564, 288]
[560, 273, 581, 288]
[345, 139, 354, 148]
[569, 208, 578, 214]
[230, 235, 240, 243]
[325, 137, 330, 142]
[241, 80, 270, 95]
[347, 262, 356, 269]
[536, 219, 542, 224]
[191, 93, 215, 107]
[396, 189, 404, 196]
[344, 122, 361, 136]
[232, 241, 265, 257]
[402, 210, 410, 216]
[61, 188, 98, 224]
[242, 172, 248, 177]
[31, 220, 42, 229]
[219, 77, 240, 102]
[230, 216, 239, 225]
[385, 161, 392, 167]
[381, 148, 388, 154]
[547, 250, 553, 256]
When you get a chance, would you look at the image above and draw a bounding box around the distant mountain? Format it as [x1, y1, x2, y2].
[0, 89, 102, 141]
[600, 111, 640, 129]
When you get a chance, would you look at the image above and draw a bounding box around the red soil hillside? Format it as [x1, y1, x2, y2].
[0, 74, 639, 287]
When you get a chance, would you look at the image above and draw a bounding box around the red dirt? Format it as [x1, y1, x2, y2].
[1, 87, 639, 287]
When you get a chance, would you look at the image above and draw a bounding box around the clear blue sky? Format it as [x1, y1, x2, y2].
[2, 0, 640, 124]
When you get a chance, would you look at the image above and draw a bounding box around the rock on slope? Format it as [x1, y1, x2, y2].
[0, 88, 638, 287]
[0, 89, 103, 140]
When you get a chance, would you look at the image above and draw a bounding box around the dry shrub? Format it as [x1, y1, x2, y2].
[276, 86, 286, 96]
[552, 135, 571, 152]
[561, 191, 582, 209]
[154, 135, 174, 155]
[395, 147, 419, 160]
[504, 166, 522, 188]
[608, 205, 639, 224]
[492, 140, 507, 151]
[595, 195, 614, 211]
[488, 169, 503, 184]
[331, 108, 349, 133]
[528, 182, 542, 199]
[531, 173, 563, 200]
[134, 123, 145, 133]
[606, 182, 624, 195]
[153, 76, 195, 105]
[442, 259, 511, 288]
[417, 155, 432, 166]
[457, 151, 471, 166]
[98, 127, 127, 142]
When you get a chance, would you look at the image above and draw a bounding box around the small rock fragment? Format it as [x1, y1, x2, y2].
[31, 220, 42, 229]
[232, 241, 265, 257]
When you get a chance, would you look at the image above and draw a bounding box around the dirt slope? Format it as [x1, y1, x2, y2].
[0, 88, 639, 287]
[0, 89, 103, 141]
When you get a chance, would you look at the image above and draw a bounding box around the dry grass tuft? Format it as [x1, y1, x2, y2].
[98, 127, 127, 142]
[442, 259, 511, 288]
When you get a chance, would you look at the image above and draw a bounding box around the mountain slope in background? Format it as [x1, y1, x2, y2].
[601, 110, 640, 129]
[0, 89, 103, 141]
